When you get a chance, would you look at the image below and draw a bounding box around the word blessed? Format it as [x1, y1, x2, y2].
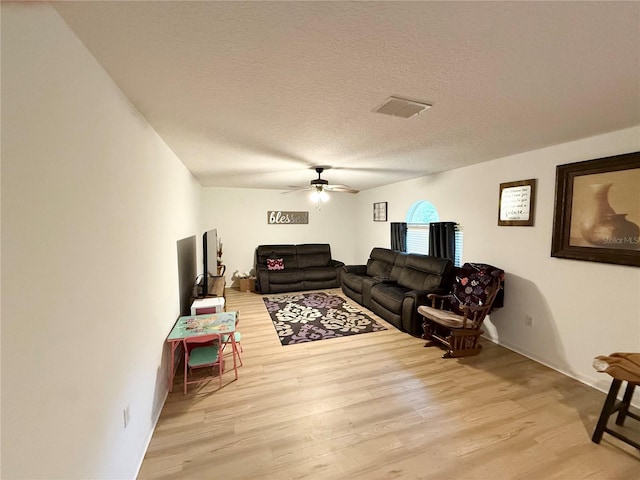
[267, 211, 309, 225]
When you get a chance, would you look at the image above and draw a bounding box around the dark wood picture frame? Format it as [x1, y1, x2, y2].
[551, 151, 640, 267]
[373, 202, 387, 222]
[498, 178, 536, 226]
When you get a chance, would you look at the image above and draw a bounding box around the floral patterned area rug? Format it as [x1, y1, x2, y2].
[263, 291, 387, 345]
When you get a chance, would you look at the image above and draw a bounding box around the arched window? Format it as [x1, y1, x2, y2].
[405, 201, 439, 255]
[405, 200, 463, 266]
[406, 200, 440, 224]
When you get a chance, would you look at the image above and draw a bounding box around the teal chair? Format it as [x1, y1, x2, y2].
[183, 334, 222, 394]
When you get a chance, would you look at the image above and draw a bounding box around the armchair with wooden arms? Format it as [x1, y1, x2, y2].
[417, 263, 504, 358]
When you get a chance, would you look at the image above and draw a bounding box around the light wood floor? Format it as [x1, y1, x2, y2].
[138, 288, 640, 479]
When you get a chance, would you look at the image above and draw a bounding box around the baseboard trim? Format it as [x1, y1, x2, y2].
[134, 385, 169, 479]
[483, 335, 640, 409]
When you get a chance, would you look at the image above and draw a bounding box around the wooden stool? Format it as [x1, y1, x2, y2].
[592, 353, 640, 450]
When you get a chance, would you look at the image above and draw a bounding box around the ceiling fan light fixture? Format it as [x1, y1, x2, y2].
[310, 186, 329, 203]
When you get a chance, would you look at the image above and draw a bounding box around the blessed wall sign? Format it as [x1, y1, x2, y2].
[267, 211, 309, 225]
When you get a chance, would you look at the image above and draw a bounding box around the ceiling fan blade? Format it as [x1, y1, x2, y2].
[324, 184, 359, 193]
[281, 186, 311, 194]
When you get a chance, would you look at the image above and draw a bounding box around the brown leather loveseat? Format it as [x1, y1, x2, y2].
[341, 247, 453, 336]
[255, 244, 344, 294]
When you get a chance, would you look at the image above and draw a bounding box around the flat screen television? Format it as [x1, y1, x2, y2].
[176, 235, 197, 315]
[202, 228, 218, 296]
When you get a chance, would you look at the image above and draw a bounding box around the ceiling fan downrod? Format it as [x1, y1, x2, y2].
[310, 167, 329, 188]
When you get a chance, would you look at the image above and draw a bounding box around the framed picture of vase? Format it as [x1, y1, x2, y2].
[551, 151, 640, 267]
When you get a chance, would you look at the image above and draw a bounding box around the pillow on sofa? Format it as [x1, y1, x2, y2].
[267, 258, 285, 271]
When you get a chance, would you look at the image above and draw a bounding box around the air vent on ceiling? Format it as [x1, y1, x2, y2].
[373, 96, 432, 119]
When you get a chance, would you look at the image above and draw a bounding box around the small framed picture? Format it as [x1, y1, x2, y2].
[373, 202, 388, 222]
[498, 179, 537, 226]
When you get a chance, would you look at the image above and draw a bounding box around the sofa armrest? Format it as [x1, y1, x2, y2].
[404, 289, 430, 307]
[374, 276, 396, 284]
[255, 264, 270, 293]
[329, 259, 345, 269]
[402, 288, 449, 336]
[343, 264, 367, 275]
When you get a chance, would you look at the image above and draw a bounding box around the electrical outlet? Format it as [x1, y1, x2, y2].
[123, 405, 130, 428]
[525, 315, 534, 327]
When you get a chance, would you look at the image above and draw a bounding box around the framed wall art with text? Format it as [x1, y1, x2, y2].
[498, 179, 536, 226]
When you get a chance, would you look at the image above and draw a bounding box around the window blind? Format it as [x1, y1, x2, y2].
[406, 224, 430, 254]
[408, 223, 463, 267]
[454, 226, 463, 267]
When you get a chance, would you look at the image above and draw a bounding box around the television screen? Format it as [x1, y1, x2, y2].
[202, 228, 217, 296]
[176, 235, 197, 316]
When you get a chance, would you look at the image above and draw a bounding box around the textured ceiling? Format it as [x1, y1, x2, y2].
[52, 1, 640, 192]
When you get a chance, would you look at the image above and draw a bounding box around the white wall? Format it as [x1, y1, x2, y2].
[1, 4, 201, 479]
[200, 187, 357, 284]
[352, 127, 640, 396]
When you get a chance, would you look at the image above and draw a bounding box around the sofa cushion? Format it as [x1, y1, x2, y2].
[303, 266, 338, 282]
[366, 248, 397, 278]
[265, 268, 304, 284]
[256, 244, 299, 269]
[366, 259, 389, 278]
[342, 271, 366, 293]
[370, 283, 409, 312]
[296, 244, 332, 268]
[390, 252, 408, 281]
[397, 254, 451, 291]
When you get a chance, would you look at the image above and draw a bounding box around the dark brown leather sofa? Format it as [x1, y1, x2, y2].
[255, 244, 345, 294]
[341, 247, 453, 336]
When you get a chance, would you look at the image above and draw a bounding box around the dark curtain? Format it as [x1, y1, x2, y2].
[390, 222, 407, 252]
[429, 222, 457, 261]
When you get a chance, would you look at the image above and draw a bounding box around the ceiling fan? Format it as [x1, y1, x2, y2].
[285, 167, 359, 195]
